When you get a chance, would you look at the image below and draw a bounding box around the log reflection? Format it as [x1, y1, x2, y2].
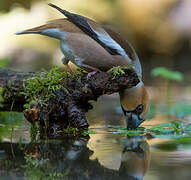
[0, 136, 150, 180]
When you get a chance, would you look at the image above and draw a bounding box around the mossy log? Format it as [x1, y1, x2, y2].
[0, 67, 139, 134]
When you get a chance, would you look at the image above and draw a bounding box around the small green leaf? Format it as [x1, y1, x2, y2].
[151, 67, 183, 82]
[149, 123, 175, 134]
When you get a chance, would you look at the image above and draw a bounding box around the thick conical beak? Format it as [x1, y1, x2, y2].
[126, 113, 144, 130]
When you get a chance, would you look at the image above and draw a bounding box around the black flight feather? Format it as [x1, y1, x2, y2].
[48, 3, 121, 56]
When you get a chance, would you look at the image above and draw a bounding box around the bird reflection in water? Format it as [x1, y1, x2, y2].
[119, 136, 150, 180]
[0, 135, 150, 180]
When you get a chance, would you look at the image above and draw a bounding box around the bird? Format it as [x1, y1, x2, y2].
[15, 3, 149, 129]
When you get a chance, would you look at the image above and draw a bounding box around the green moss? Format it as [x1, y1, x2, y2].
[62, 127, 76, 134]
[82, 129, 97, 136]
[21, 66, 82, 108]
[30, 123, 40, 141]
[0, 86, 3, 108]
[57, 127, 81, 136]
[108, 66, 135, 80]
[112, 120, 191, 138]
[22, 65, 135, 109]
[149, 121, 188, 135]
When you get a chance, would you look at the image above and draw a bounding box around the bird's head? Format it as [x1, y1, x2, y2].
[119, 82, 149, 129]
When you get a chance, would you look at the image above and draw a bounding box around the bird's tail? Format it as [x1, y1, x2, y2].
[15, 25, 46, 35]
[15, 3, 75, 36]
[48, 3, 71, 17]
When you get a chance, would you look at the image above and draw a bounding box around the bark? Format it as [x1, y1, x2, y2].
[0, 67, 139, 133]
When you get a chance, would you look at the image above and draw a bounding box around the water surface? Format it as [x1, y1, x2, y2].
[0, 94, 191, 180]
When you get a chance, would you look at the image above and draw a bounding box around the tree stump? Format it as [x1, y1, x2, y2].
[0, 67, 139, 134]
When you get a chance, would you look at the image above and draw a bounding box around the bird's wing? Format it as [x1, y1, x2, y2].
[48, 3, 133, 59]
[103, 26, 137, 61]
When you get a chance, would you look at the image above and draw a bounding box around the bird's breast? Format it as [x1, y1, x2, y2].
[60, 40, 75, 60]
[60, 40, 84, 67]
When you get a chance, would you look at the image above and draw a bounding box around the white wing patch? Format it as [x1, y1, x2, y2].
[95, 30, 129, 58]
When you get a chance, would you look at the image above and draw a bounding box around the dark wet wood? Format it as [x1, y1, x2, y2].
[0, 67, 139, 133]
[0, 68, 36, 111]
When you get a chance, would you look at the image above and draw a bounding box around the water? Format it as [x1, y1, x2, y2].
[0, 94, 191, 180]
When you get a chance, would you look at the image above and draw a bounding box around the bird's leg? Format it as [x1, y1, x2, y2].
[82, 64, 102, 79]
[65, 64, 73, 73]
[62, 57, 73, 73]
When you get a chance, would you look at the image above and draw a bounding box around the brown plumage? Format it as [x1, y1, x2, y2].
[21, 18, 83, 34]
[16, 3, 149, 129]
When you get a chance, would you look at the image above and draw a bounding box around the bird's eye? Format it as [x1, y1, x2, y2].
[136, 104, 144, 114]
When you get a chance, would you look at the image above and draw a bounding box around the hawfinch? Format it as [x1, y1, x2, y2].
[16, 3, 149, 129]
